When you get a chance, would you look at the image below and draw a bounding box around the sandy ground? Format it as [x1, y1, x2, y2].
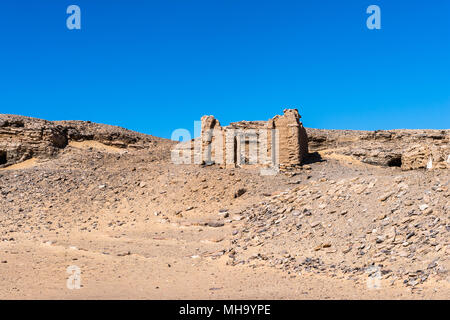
[1, 224, 446, 299]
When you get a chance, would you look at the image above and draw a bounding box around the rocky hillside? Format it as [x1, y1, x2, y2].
[231, 163, 449, 288]
[306, 128, 449, 170]
[0, 114, 173, 168]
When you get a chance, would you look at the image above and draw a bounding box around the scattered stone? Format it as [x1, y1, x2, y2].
[379, 191, 394, 202]
[139, 181, 147, 188]
[234, 188, 247, 198]
[207, 221, 225, 228]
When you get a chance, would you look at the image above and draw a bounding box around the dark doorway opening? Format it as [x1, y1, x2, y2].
[0, 151, 7, 165]
[387, 156, 402, 167]
[233, 137, 237, 164]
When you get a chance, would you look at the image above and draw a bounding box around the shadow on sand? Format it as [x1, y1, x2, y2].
[303, 152, 325, 165]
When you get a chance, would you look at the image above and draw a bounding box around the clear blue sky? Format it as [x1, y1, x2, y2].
[0, 0, 449, 138]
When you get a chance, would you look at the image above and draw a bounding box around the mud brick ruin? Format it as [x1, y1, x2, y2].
[199, 109, 308, 170]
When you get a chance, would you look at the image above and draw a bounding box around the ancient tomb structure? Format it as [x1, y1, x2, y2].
[199, 109, 308, 170]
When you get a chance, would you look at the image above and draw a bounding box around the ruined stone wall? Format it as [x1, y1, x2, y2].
[271, 109, 308, 169]
[200, 115, 226, 165]
[199, 109, 309, 169]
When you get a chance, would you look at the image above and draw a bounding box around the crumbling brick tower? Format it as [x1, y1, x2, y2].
[269, 109, 308, 169]
[200, 108, 308, 170]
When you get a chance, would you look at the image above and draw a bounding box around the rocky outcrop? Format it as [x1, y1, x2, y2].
[401, 144, 449, 170]
[0, 114, 171, 167]
[306, 128, 449, 170]
[0, 115, 68, 167]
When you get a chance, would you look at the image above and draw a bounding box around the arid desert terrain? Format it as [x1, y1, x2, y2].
[0, 114, 448, 299]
